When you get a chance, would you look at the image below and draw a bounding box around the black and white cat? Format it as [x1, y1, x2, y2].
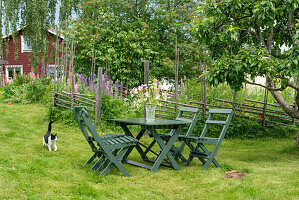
[43, 121, 57, 151]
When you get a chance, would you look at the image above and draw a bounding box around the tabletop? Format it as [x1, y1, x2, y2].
[108, 118, 190, 129]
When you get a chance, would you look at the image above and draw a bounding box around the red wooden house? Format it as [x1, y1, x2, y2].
[1, 27, 63, 83]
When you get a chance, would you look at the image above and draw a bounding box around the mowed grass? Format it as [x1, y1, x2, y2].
[0, 104, 298, 200]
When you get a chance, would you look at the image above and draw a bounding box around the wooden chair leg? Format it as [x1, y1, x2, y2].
[97, 159, 109, 172]
[198, 144, 221, 170]
[91, 155, 105, 170]
[85, 153, 99, 165]
[101, 147, 131, 177]
[184, 156, 194, 167]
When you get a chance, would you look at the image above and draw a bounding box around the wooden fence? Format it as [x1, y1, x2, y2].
[53, 67, 129, 124]
[54, 88, 298, 127]
[155, 98, 299, 126]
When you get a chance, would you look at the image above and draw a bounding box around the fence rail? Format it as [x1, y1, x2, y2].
[155, 98, 299, 126]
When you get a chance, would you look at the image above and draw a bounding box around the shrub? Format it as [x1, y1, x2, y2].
[1, 77, 53, 104]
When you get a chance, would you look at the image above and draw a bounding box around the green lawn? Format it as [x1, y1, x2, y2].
[0, 104, 298, 200]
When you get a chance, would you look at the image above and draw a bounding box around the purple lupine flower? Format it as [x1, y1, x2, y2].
[85, 79, 88, 87]
[107, 81, 110, 95]
[116, 79, 119, 88]
[46, 64, 49, 74]
[102, 79, 106, 91]
[108, 80, 112, 91]
[88, 77, 91, 87]
[92, 82, 95, 91]
[41, 60, 44, 76]
[104, 73, 108, 81]
[120, 82, 123, 91]
[93, 73, 96, 79]
[81, 76, 84, 85]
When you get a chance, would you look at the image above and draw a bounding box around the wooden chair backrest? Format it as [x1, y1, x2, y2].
[73, 106, 105, 151]
[200, 109, 234, 140]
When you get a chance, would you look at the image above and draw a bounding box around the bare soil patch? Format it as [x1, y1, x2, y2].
[224, 170, 247, 179]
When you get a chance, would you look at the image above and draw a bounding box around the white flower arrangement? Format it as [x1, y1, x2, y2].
[130, 79, 169, 108]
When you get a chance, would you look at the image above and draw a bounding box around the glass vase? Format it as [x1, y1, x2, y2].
[145, 104, 156, 122]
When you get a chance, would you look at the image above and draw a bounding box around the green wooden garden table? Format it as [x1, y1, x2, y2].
[108, 118, 191, 172]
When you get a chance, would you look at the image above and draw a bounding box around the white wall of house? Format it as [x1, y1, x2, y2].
[245, 75, 266, 93]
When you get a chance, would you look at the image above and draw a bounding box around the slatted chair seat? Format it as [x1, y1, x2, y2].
[73, 106, 138, 177]
[179, 109, 234, 170]
[179, 135, 219, 144]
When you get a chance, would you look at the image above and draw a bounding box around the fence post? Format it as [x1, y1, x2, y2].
[126, 81, 128, 98]
[202, 49, 207, 121]
[71, 74, 75, 107]
[95, 67, 102, 126]
[144, 60, 150, 118]
[262, 88, 268, 128]
[232, 89, 236, 113]
[174, 37, 179, 115]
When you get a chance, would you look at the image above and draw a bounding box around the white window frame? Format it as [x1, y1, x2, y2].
[21, 35, 32, 53]
[5, 65, 23, 82]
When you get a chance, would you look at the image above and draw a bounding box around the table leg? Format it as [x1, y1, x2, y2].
[149, 126, 182, 172]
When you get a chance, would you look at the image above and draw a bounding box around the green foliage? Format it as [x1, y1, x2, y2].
[191, 0, 299, 111]
[48, 106, 78, 126]
[1, 76, 53, 104]
[191, 117, 297, 139]
[65, 0, 202, 87]
[100, 95, 129, 121]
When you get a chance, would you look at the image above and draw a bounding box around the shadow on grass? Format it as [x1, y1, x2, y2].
[280, 146, 299, 155]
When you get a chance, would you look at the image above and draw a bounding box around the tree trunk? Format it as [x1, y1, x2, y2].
[267, 78, 299, 119]
[296, 130, 299, 147]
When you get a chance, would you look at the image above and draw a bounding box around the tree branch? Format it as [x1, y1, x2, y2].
[253, 18, 265, 47]
[288, 81, 299, 91]
[214, 14, 252, 31]
[275, 75, 299, 91]
[245, 79, 282, 91]
[288, 11, 294, 38]
[266, 22, 274, 54]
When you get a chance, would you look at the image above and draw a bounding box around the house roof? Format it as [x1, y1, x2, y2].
[2, 27, 64, 39]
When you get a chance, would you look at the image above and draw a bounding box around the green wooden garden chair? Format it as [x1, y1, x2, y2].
[179, 109, 234, 170]
[144, 107, 200, 163]
[72, 106, 138, 177]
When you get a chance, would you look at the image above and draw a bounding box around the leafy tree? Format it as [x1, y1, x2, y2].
[192, 0, 299, 144]
[66, 0, 203, 86]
